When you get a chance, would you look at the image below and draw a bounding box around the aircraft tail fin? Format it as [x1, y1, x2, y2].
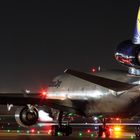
[133, 6, 140, 44]
[65, 69, 136, 92]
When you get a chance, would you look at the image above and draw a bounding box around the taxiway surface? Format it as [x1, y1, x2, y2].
[0, 132, 136, 140]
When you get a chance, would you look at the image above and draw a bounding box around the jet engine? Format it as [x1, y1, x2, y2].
[115, 40, 140, 68]
[15, 105, 38, 127]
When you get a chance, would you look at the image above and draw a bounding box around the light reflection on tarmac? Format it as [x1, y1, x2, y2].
[0, 132, 137, 140]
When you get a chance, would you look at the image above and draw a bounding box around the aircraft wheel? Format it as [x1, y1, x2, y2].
[135, 127, 140, 137]
[105, 130, 110, 137]
[52, 125, 59, 136]
[98, 126, 103, 137]
[104, 126, 110, 137]
[62, 125, 72, 136]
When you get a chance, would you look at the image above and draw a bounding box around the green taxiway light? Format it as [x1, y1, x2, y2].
[79, 132, 83, 136]
[57, 132, 61, 136]
[68, 113, 73, 116]
[98, 115, 103, 118]
[17, 130, 20, 133]
[7, 130, 10, 132]
[91, 134, 94, 137]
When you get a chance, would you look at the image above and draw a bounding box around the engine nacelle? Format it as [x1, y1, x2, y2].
[115, 40, 140, 68]
[15, 106, 38, 127]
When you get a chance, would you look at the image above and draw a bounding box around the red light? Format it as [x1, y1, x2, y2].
[116, 56, 131, 65]
[31, 128, 35, 133]
[48, 129, 52, 134]
[39, 89, 47, 97]
[92, 68, 96, 73]
[42, 91, 46, 96]
[87, 129, 91, 133]
[116, 118, 120, 121]
[109, 128, 113, 132]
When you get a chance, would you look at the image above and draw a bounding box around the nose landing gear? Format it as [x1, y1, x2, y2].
[135, 126, 140, 138]
[52, 111, 72, 136]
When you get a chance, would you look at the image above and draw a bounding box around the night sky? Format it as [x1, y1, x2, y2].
[0, 0, 138, 92]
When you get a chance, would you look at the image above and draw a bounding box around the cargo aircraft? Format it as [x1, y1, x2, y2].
[0, 3, 140, 138]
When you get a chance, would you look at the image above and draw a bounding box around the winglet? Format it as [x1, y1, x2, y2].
[65, 69, 136, 92]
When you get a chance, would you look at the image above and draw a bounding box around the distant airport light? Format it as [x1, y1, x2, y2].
[116, 118, 120, 121]
[48, 129, 52, 135]
[57, 132, 61, 136]
[92, 68, 96, 73]
[87, 129, 91, 133]
[30, 128, 35, 133]
[93, 116, 98, 121]
[79, 132, 83, 136]
[17, 130, 20, 133]
[25, 89, 30, 94]
[91, 133, 94, 137]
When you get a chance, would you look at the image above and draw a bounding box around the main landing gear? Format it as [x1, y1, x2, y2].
[98, 118, 110, 138]
[52, 111, 72, 136]
[135, 126, 140, 138]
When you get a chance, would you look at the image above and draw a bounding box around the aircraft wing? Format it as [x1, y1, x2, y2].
[65, 69, 136, 92]
[0, 93, 85, 115]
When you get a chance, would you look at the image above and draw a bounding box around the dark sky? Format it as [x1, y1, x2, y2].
[0, 0, 138, 92]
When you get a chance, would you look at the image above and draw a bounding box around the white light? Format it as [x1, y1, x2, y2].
[93, 117, 98, 121]
[38, 110, 53, 122]
[25, 89, 30, 94]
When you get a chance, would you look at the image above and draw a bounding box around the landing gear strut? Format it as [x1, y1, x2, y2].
[135, 126, 140, 137]
[98, 118, 110, 138]
[52, 111, 72, 136]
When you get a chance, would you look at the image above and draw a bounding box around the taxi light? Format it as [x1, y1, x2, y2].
[114, 126, 121, 131]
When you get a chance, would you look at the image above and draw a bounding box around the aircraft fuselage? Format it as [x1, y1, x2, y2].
[47, 70, 140, 117]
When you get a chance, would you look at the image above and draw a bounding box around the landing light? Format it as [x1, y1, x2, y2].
[114, 126, 121, 131]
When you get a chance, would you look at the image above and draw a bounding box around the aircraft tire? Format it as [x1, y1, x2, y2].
[98, 126, 103, 137]
[135, 126, 140, 138]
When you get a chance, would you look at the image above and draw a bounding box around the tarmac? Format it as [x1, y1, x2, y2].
[0, 132, 137, 140]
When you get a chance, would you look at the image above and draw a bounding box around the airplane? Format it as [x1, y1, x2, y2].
[0, 3, 140, 138]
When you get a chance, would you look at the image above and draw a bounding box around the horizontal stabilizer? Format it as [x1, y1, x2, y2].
[65, 69, 136, 92]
